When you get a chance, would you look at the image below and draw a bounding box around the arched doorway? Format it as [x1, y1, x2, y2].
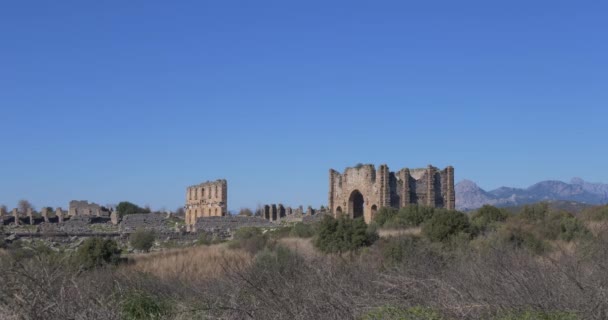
[349, 190, 365, 219]
[371, 205, 378, 219]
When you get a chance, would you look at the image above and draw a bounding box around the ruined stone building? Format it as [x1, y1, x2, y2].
[69, 200, 105, 217]
[185, 179, 227, 226]
[329, 164, 455, 223]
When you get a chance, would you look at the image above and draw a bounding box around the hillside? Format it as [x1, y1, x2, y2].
[456, 178, 608, 211]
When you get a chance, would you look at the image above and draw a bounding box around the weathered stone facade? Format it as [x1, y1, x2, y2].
[185, 179, 228, 227]
[329, 164, 455, 223]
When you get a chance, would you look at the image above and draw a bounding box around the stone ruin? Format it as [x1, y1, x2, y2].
[185, 180, 228, 228]
[329, 164, 455, 223]
[69, 200, 106, 217]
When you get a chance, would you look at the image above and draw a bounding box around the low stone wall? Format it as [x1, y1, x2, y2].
[119, 213, 171, 233]
[194, 216, 275, 232]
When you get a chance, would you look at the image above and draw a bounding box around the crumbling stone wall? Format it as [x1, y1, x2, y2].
[185, 179, 228, 227]
[329, 164, 455, 223]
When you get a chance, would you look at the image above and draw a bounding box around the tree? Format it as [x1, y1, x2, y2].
[130, 229, 156, 252]
[471, 205, 509, 232]
[314, 215, 378, 254]
[116, 202, 150, 217]
[422, 210, 472, 243]
[18, 199, 33, 214]
[238, 208, 253, 216]
[73, 238, 121, 269]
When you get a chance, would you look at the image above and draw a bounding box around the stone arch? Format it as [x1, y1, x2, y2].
[336, 206, 343, 215]
[371, 205, 378, 218]
[349, 190, 365, 219]
[201, 188, 205, 200]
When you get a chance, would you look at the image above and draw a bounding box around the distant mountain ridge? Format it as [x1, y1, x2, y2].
[456, 178, 608, 211]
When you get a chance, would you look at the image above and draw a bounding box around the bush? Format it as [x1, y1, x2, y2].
[73, 238, 121, 269]
[373, 207, 398, 227]
[230, 227, 269, 254]
[498, 223, 548, 254]
[290, 222, 316, 238]
[547, 212, 589, 242]
[116, 201, 150, 217]
[471, 205, 509, 232]
[422, 210, 472, 243]
[121, 290, 172, 320]
[374, 205, 436, 228]
[314, 215, 378, 254]
[520, 203, 550, 222]
[361, 305, 443, 320]
[130, 229, 156, 252]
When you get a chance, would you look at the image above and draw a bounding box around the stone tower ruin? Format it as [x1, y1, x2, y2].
[329, 164, 455, 223]
[185, 179, 228, 226]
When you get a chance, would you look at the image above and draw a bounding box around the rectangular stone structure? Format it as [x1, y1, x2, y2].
[56, 208, 64, 223]
[185, 179, 228, 229]
[41, 207, 49, 223]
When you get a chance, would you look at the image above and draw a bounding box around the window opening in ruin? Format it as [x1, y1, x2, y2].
[349, 190, 365, 219]
[371, 205, 378, 218]
[336, 206, 343, 216]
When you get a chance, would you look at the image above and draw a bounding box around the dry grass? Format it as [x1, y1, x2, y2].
[278, 237, 321, 259]
[125, 244, 252, 281]
[585, 220, 608, 236]
[379, 227, 421, 238]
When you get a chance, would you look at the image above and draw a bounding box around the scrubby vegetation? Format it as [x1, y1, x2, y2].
[2, 202, 608, 319]
[130, 229, 156, 252]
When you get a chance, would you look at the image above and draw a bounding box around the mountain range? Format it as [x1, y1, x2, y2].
[456, 178, 608, 211]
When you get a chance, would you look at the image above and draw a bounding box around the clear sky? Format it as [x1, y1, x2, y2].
[1, 1, 607, 212]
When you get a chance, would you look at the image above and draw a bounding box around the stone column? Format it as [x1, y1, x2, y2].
[278, 204, 285, 219]
[41, 207, 49, 223]
[263, 205, 270, 220]
[446, 166, 455, 210]
[12, 208, 20, 225]
[110, 211, 119, 225]
[27, 208, 34, 225]
[426, 165, 436, 208]
[271, 204, 277, 221]
[69, 207, 77, 216]
[56, 208, 64, 223]
[306, 206, 313, 216]
[400, 169, 411, 208]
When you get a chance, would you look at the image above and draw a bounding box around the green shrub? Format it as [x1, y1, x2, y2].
[230, 227, 269, 254]
[254, 246, 302, 273]
[290, 222, 316, 238]
[495, 310, 579, 320]
[422, 210, 472, 243]
[361, 305, 443, 320]
[375, 205, 436, 228]
[314, 215, 378, 254]
[520, 203, 550, 222]
[546, 212, 590, 242]
[471, 205, 509, 232]
[373, 207, 398, 227]
[121, 290, 172, 320]
[116, 201, 151, 217]
[499, 224, 548, 255]
[73, 238, 121, 269]
[130, 229, 156, 252]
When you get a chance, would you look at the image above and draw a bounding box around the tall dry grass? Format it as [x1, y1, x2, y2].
[278, 237, 321, 259]
[126, 244, 252, 281]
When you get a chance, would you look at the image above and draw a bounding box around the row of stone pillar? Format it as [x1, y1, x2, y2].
[261, 204, 317, 221]
[0, 207, 65, 225]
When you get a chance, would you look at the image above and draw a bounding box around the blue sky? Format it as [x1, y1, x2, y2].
[1, 1, 607, 212]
